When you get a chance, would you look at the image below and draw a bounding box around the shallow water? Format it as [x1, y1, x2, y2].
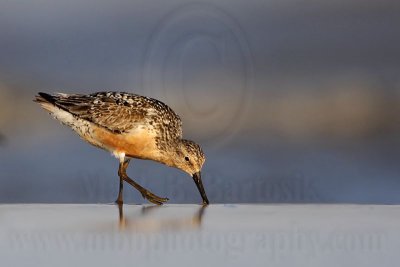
[0, 204, 398, 267]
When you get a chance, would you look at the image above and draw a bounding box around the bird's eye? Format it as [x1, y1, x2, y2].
[184, 156, 190, 161]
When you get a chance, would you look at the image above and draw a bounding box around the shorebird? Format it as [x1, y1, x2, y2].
[34, 91, 209, 205]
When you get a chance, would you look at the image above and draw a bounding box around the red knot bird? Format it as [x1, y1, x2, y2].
[34, 91, 209, 205]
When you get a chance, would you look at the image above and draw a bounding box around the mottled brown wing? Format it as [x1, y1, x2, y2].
[45, 92, 183, 138]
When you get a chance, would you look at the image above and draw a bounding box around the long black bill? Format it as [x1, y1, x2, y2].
[192, 172, 209, 205]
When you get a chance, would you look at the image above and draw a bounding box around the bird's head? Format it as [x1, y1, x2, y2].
[169, 139, 209, 204]
[174, 139, 205, 175]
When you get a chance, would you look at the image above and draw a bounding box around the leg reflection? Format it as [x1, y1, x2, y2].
[117, 204, 208, 232]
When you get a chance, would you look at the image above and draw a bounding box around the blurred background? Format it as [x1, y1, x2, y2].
[0, 0, 400, 203]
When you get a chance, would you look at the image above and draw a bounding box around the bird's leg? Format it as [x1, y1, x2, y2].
[115, 159, 130, 204]
[117, 158, 169, 205]
[117, 176, 123, 203]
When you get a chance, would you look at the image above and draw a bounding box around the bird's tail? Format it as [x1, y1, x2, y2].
[34, 92, 57, 113]
[34, 92, 78, 127]
[34, 92, 56, 104]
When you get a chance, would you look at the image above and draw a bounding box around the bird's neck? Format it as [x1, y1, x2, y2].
[156, 140, 183, 169]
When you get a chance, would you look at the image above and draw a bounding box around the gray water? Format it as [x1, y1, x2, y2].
[1, 204, 399, 267]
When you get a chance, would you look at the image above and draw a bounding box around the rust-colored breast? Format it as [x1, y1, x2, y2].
[91, 126, 159, 160]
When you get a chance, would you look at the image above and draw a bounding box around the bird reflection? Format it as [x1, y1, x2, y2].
[117, 203, 207, 232]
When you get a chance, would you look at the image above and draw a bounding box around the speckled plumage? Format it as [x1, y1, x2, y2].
[34, 91, 209, 205]
[48, 91, 182, 138]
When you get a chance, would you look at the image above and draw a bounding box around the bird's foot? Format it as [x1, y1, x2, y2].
[115, 193, 124, 205]
[140, 190, 169, 205]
